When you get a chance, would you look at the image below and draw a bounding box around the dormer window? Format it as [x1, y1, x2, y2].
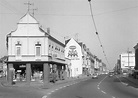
[35, 42, 41, 56]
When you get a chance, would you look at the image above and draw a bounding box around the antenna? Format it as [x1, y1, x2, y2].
[32, 8, 37, 16]
[30, 8, 37, 16]
[29, 3, 37, 16]
[24, 1, 33, 12]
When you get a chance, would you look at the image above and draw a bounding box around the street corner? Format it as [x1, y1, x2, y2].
[0, 80, 17, 88]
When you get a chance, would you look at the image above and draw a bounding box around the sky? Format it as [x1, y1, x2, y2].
[0, 0, 138, 69]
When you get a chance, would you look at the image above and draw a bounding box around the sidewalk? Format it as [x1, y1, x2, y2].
[1, 75, 89, 91]
[123, 75, 138, 86]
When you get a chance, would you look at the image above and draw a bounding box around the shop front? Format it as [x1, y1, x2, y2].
[6, 61, 67, 85]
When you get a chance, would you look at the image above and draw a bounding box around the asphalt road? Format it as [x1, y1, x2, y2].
[47, 75, 138, 98]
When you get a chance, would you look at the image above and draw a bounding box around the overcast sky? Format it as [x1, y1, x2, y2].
[0, 0, 138, 69]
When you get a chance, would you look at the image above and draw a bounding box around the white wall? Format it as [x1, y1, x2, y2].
[65, 38, 83, 77]
[120, 53, 135, 69]
[8, 37, 49, 61]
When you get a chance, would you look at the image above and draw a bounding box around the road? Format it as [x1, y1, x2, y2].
[47, 75, 138, 98]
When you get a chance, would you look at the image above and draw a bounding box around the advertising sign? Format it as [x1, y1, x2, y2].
[121, 53, 135, 69]
[67, 45, 79, 60]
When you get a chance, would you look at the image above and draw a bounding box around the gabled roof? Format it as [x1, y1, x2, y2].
[18, 12, 38, 24]
[65, 38, 81, 46]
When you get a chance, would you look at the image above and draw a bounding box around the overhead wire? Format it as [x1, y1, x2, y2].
[0, 0, 22, 13]
[0, 5, 137, 16]
[0, 2, 17, 14]
[88, 0, 110, 66]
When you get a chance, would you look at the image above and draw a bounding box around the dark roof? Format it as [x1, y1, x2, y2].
[78, 42, 83, 47]
[39, 27, 65, 47]
[49, 35, 65, 47]
[65, 39, 71, 45]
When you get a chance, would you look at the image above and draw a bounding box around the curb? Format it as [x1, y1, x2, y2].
[122, 76, 138, 86]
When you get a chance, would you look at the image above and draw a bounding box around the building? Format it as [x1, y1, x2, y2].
[0, 56, 8, 77]
[120, 52, 135, 72]
[6, 12, 67, 84]
[65, 38, 83, 77]
[115, 59, 121, 74]
[85, 48, 94, 75]
[134, 44, 138, 70]
[94, 56, 100, 73]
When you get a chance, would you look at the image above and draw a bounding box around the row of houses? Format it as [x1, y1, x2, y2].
[3, 12, 107, 84]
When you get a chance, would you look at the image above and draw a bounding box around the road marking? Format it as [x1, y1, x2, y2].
[47, 92, 51, 95]
[51, 90, 55, 93]
[116, 75, 128, 86]
[42, 77, 89, 98]
[97, 76, 119, 98]
[42, 95, 47, 98]
[55, 88, 59, 91]
[97, 76, 108, 93]
[122, 83, 128, 85]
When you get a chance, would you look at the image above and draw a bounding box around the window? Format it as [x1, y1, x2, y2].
[35, 42, 41, 56]
[15, 41, 21, 56]
[36, 47, 40, 56]
[17, 47, 21, 56]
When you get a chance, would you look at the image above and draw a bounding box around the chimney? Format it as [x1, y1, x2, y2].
[47, 28, 50, 35]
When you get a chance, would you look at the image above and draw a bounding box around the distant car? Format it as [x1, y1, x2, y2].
[92, 73, 98, 79]
[108, 71, 114, 77]
[105, 72, 108, 74]
[123, 72, 127, 75]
